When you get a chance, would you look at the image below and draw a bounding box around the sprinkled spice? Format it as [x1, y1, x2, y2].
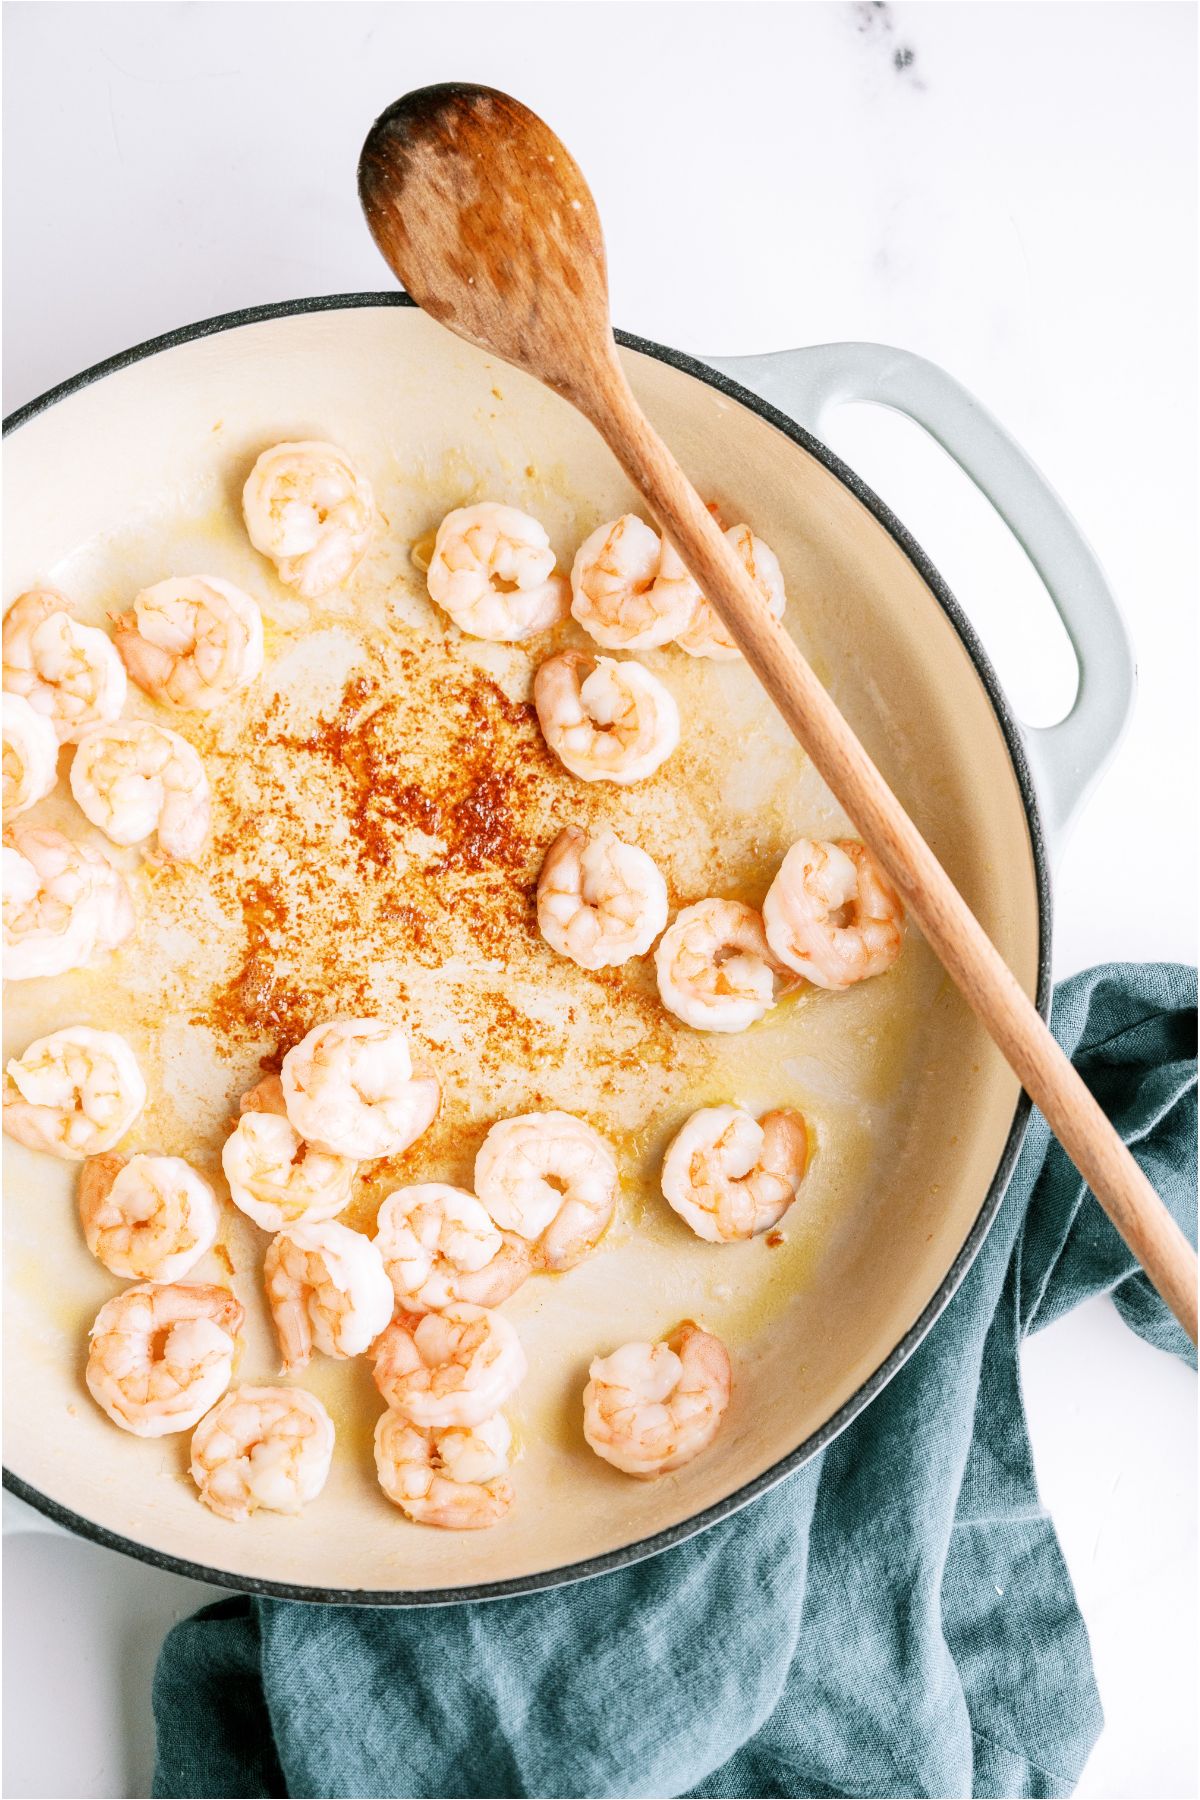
[178, 629, 684, 1088]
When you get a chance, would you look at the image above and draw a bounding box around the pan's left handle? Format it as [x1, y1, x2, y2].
[705, 343, 1135, 856]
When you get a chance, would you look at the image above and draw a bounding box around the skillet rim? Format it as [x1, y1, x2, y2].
[2, 292, 1052, 1605]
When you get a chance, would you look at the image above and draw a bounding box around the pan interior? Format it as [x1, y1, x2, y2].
[3, 305, 1039, 1596]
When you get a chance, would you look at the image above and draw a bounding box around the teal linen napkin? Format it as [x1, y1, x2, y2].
[153, 963, 1197, 1800]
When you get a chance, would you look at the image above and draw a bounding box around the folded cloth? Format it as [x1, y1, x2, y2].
[153, 964, 1197, 1800]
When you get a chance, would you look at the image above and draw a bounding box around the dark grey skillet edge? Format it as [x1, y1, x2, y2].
[2, 292, 1053, 1607]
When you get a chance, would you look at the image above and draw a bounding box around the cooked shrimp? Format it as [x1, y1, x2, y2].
[263, 1218, 393, 1374]
[79, 1151, 220, 1281]
[3, 693, 59, 821]
[534, 650, 679, 785]
[85, 1282, 243, 1438]
[4, 1026, 146, 1159]
[70, 719, 210, 861]
[222, 1111, 355, 1233]
[190, 1385, 335, 1521]
[280, 1018, 438, 1159]
[374, 1183, 530, 1314]
[3, 589, 126, 743]
[3, 824, 134, 981]
[655, 898, 787, 1033]
[763, 838, 904, 990]
[569, 514, 699, 650]
[536, 824, 668, 970]
[372, 1303, 527, 1429]
[583, 1321, 732, 1478]
[114, 577, 263, 711]
[374, 1409, 514, 1530]
[661, 1105, 809, 1242]
[473, 1111, 618, 1272]
[239, 1072, 287, 1116]
[669, 523, 787, 660]
[452, 1235, 534, 1307]
[242, 440, 376, 600]
[426, 502, 569, 641]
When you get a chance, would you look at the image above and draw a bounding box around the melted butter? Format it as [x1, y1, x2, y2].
[409, 528, 437, 575]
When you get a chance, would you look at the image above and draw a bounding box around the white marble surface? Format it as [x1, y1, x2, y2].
[3, 4, 1195, 1797]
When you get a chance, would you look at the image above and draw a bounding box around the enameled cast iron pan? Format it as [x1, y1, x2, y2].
[2, 296, 1132, 1601]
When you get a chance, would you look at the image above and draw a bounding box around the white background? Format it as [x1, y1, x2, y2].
[3, 3, 1196, 1796]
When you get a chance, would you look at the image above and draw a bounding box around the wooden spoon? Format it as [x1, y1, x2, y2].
[359, 83, 1197, 1341]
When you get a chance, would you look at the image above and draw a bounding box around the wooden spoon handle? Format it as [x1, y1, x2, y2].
[587, 366, 1198, 1343]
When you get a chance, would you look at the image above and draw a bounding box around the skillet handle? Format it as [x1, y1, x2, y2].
[705, 342, 1135, 854]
